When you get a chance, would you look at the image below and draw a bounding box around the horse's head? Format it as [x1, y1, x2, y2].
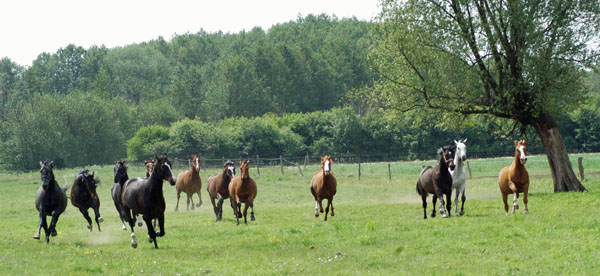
[514, 140, 528, 165]
[239, 160, 250, 180]
[80, 170, 100, 199]
[438, 146, 456, 170]
[454, 139, 468, 162]
[154, 155, 175, 186]
[321, 155, 333, 176]
[39, 161, 55, 190]
[144, 160, 154, 178]
[223, 160, 235, 177]
[192, 155, 201, 172]
[114, 160, 128, 183]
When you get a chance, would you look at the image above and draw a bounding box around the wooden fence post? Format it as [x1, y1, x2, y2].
[304, 153, 309, 168]
[388, 164, 391, 181]
[578, 157, 584, 180]
[466, 160, 472, 179]
[358, 162, 361, 180]
[256, 155, 260, 176]
[280, 155, 284, 174]
[296, 163, 305, 179]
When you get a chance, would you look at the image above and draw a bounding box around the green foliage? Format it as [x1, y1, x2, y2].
[126, 125, 170, 161]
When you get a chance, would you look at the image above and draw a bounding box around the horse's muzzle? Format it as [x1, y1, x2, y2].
[167, 177, 175, 186]
[461, 156, 467, 162]
[520, 158, 527, 165]
[449, 164, 456, 170]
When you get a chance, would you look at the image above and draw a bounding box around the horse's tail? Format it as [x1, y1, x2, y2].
[62, 184, 71, 193]
[416, 166, 429, 195]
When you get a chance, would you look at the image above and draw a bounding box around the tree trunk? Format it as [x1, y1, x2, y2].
[533, 120, 586, 192]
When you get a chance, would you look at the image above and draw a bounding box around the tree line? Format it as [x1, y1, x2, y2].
[0, 13, 598, 171]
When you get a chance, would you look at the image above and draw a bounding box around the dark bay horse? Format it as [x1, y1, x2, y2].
[498, 140, 530, 215]
[310, 155, 337, 221]
[175, 155, 202, 211]
[71, 169, 103, 231]
[121, 155, 175, 248]
[111, 161, 129, 230]
[417, 146, 456, 219]
[34, 161, 69, 243]
[228, 160, 257, 225]
[207, 160, 236, 221]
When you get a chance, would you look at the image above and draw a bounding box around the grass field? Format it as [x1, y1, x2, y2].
[1, 154, 599, 275]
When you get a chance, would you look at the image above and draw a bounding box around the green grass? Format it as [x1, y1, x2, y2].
[1, 154, 599, 275]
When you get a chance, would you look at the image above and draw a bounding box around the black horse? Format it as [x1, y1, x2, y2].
[34, 161, 69, 243]
[417, 145, 456, 219]
[121, 155, 175, 249]
[111, 161, 130, 231]
[71, 169, 103, 231]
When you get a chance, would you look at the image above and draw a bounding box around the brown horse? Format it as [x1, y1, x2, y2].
[498, 140, 530, 215]
[175, 155, 202, 211]
[207, 160, 236, 221]
[144, 160, 154, 177]
[310, 155, 337, 221]
[228, 160, 257, 225]
[417, 145, 455, 219]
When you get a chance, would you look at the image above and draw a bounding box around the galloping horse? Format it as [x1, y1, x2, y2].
[228, 160, 257, 225]
[144, 160, 154, 177]
[498, 140, 530, 215]
[310, 155, 337, 221]
[450, 139, 468, 216]
[34, 161, 69, 243]
[121, 155, 175, 248]
[417, 146, 456, 219]
[71, 170, 103, 231]
[175, 155, 202, 211]
[111, 161, 129, 230]
[207, 160, 236, 221]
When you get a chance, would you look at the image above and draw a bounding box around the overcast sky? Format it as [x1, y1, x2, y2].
[0, 0, 381, 66]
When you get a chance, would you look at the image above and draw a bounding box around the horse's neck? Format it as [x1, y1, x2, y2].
[512, 152, 525, 172]
[438, 155, 448, 170]
[219, 173, 230, 188]
[322, 173, 334, 185]
[119, 174, 129, 186]
[453, 155, 464, 172]
[147, 172, 164, 197]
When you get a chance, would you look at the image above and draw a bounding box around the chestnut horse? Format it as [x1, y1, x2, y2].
[121, 155, 175, 248]
[111, 161, 129, 230]
[417, 146, 455, 219]
[207, 160, 236, 221]
[71, 170, 103, 231]
[175, 155, 202, 211]
[498, 140, 530, 215]
[310, 155, 337, 221]
[228, 160, 257, 225]
[144, 160, 154, 177]
[34, 161, 69, 243]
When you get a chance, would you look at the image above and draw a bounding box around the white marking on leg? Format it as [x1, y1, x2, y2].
[122, 223, 127, 231]
[137, 216, 143, 227]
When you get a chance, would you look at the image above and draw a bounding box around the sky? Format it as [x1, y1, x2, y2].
[0, 0, 381, 66]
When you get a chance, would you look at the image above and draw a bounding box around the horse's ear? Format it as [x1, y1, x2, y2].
[437, 147, 443, 155]
[463, 138, 467, 143]
[49, 161, 54, 168]
[514, 140, 519, 146]
[40, 161, 44, 167]
[454, 140, 458, 144]
[91, 171, 95, 177]
[239, 160, 243, 166]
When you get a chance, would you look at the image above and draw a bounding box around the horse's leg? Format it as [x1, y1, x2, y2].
[330, 200, 335, 217]
[135, 213, 143, 227]
[324, 198, 331, 221]
[459, 186, 466, 216]
[157, 213, 165, 237]
[523, 186, 529, 214]
[512, 192, 519, 214]
[243, 203, 249, 224]
[445, 191, 452, 217]
[196, 190, 202, 207]
[431, 195, 437, 218]
[187, 194, 192, 211]
[236, 202, 242, 225]
[453, 188, 459, 216]
[314, 201, 319, 217]
[34, 211, 44, 239]
[143, 216, 158, 249]
[435, 186, 448, 218]
[502, 192, 509, 215]
[210, 195, 218, 217]
[250, 202, 255, 221]
[175, 189, 181, 211]
[79, 208, 93, 231]
[421, 195, 428, 219]
[46, 211, 61, 244]
[216, 195, 224, 221]
[123, 207, 137, 248]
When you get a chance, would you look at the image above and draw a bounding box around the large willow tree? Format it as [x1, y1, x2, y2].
[371, 0, 599, 192]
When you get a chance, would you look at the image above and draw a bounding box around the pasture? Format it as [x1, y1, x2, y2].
[1, 154, 599, 275]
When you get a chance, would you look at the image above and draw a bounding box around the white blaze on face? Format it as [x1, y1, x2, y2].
[164, 163, 174, 178]
[228, 165, 235, 176]
[518, 146, 527, 160]
[195, 159, 200, 171]
[324, 160, 330, 173]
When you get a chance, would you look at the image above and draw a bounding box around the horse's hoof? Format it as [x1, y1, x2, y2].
[87, 225, 92, 231]
[148, 236, 153, 243]
[51, 230, 57, 236]
[514, 204, 519, 210]
[197, 202, 202, 207]
[442, 213, 448, 218]
[33, 234, 40, 240]
[98, 217, 104, 223]
[122, 225, 127, 231]
[131, 243, 137, 248]
[459, 210, 465, 216]
[137, 222, 143, 227]
[251, 216, 255, 221]
[431, 213, 436, 218]
[524, 210, 529, 214]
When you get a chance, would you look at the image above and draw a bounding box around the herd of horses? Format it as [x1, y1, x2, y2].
[34, 140, 530, 248]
